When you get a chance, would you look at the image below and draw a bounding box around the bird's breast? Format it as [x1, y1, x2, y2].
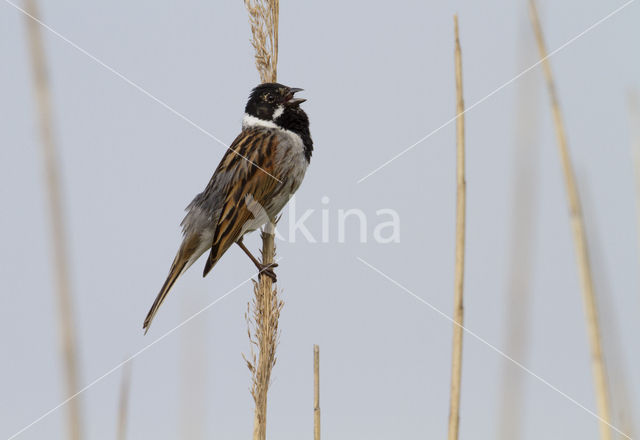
[267, 129, 309, 217]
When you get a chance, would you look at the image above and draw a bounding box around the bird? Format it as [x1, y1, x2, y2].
[143, 83, 313, 333]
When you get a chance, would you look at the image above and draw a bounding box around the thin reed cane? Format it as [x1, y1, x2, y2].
[244, 2, 281, 438]
[447, 15, 466, 440]
[314, 345, 320, 440]
[117, 362, 132, 440]
[529, 2, 612, 439]
[179, 297, 207, 439]
[629, 91, 640, 290]
[24, 1, 82, 439]
[581, 183, 637, 439]
[498, 26, 539, 440]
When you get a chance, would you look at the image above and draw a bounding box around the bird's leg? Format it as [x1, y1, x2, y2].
[236, 238, 278, 282]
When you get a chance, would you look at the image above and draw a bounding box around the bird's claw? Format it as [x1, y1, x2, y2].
[258, 263, 278, 282]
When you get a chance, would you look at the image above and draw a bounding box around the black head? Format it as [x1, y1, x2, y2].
[245, 82, 313, 161]
[245, 83, 306, 122]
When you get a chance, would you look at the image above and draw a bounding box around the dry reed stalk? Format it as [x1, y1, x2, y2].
[529, 2, 612, 439]
[244, 2, 281, 439]
[629, 91, 640, 284]
[447, 15, 466, 440]
[179, 297, 206, 440]
[314, 345, 320, 440]
[24, 1, 83, 439]
[598, 305, 636, 439]
[244, 229, 283, 440]
[498, 27, 539, 440]
[117, 362, 132, 440]
[581, 184, 637, 439]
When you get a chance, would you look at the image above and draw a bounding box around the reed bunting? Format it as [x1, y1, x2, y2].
[143, 83, 313, 333]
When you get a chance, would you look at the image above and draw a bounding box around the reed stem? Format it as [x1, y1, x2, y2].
[24, 1, 82, 439]
[629, 91, 640, 293]
[529, 2, 612, 438]
[117, 363, 132, 440]
[497, 25, 539, 440]
[447, 15, 466, 440]
[244, 4, 282, 436]
[314, 345, 320, 440]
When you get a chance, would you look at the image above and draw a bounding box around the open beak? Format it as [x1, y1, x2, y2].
[285, 87, 306, 106]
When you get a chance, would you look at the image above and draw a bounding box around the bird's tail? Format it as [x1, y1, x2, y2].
[143, 253, 188, 334]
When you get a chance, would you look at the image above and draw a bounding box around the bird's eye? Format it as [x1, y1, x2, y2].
[266, 94, 275, 103]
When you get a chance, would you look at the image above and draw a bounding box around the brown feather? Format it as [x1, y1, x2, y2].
[143, 128, 286, 331]
[203, 131, 280, 276]
[143, 234, 199, 333]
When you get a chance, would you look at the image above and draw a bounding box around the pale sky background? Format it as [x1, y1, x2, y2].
[1, 1, 640, 439]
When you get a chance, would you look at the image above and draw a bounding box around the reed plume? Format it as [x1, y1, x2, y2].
[24, 1, 83, 439]
[243, 228, 283, 440]
[529, 2, 612, 438]
[244, 2, 282, 437]
[245, 0, 279, 83]
[447, 15, 467, 440]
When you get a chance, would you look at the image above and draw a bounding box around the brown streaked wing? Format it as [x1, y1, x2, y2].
[202, 129, 280, 276]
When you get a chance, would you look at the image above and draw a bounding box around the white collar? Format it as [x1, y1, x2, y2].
[242, 114, 279, 130]
[241, 113, 304, 147]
